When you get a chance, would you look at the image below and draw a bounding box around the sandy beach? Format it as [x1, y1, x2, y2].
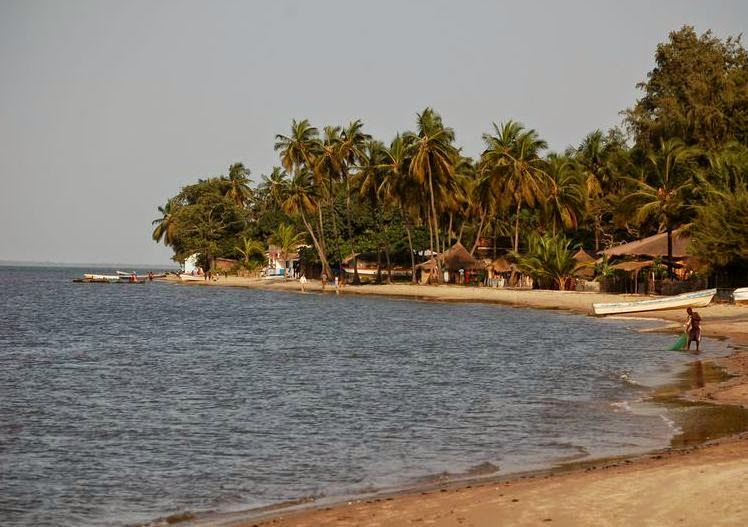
[172, 277, 748, 527]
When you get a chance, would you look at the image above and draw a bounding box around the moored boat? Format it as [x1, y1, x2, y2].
[592, 288, 717, 316]
[734, 287, 748, 304]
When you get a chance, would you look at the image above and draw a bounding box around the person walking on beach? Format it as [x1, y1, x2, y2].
[685, 307, 702, 352]
[299, 274, 307, 292]
[321, 272, 327, 290]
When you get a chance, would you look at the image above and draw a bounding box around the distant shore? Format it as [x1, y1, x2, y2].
[172, 276, 748, 527]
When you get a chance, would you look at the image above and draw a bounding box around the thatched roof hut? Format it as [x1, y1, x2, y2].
[441, 242, 485, 271]
[572, 248, 597, 280]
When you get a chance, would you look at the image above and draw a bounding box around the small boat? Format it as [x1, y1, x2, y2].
[179, 273, 204, 282]
[592, 288, 717, 316]
[734, 287, 748, 304]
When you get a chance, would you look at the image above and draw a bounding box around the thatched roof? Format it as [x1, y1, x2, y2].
[487, 256, 515, 273]
[573, 248, 596, 263]
[611, 260, 655, 272]
[441, 242, 484, 271]
[414, 242, 485, 272]
[601, 229, 690, 258]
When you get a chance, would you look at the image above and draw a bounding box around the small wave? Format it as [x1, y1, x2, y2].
[659, 413, 682, 434]
[616, 371, 644, 387]
[611, 400, 633, 412]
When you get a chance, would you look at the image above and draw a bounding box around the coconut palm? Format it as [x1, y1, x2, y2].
[543, 153, 587, 235]
[479, 120, 549, 253]
[235, 237, 265, 267]
[280, 169, 333, 278]
[152, 198, 179, 246]
[338, 119, 371, 283]
[407, 108, 458, 281]
[225, 163, 253, 207]
[622, 138, 698, 277]
[269, 223, 306, 275]
[515, 233, 580, 290]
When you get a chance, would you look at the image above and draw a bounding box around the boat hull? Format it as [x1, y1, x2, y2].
[734, 287, 748, 304]
[179, 274, 204, 282]
[592, 289, 716, 316]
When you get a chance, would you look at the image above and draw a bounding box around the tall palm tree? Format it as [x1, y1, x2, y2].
[377, 134, 421, 281]
[338, 119, 371, 283]
[152, 198, 179, 246]
[225, 162, 253, 207]
[407, 108, 458, 282]
[480, 120, 549, 252]
[543, 153, 587, 235]
[623, 138, 698, 277]
[280, 169, 333, 278]
[275, 120, 329, 273]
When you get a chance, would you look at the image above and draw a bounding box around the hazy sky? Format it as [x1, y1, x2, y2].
[1, 1, 746, 266]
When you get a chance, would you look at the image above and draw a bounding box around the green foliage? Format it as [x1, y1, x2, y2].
[625, 26, 748, 150]
[689, 181, 748, 268]
[515, 233, 580, 290]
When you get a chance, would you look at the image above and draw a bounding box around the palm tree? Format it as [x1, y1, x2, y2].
[407, 108, 458, 281]
[480, 120, 549, 252]
[516, 233, 580, 290]
[338, 119, 371, 283]
[543, 153, 587, 235]
[377, 134, 421, 281]
[225, 162, 253, 207]
[281, 169, 333, 278]
[269, 223, 306, 275]
[152, 198, 179, 246]
[623, 138, 698, 277]
[235, 236, 265, 268]
[275, 119, 327, 259]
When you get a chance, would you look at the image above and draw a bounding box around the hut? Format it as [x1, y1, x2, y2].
[415, 242, 484, 284]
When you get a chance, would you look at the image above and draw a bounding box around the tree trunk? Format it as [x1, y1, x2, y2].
[667, 226, 674, 279]
[427, 164, 442, 283]
[470, 211, 487, 256]
[513, 200, 522, 253]
[343, 168, 361, 284]
[301, 208, 332, 279]
[403, 212, 417, 284]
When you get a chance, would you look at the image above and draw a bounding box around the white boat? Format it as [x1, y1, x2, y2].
[734, 287, 748, 304]
[83, 273, 121, 282]
[592, 288, 717, 316]
[179, 273, 204, 282]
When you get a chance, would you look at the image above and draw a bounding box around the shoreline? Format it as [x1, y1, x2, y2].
[162, 277, 748, 526]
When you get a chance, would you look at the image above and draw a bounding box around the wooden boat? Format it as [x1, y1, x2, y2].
[179, 273, 204, 282]
[734, 287, 748, 304]
[592, 288, 717, 316]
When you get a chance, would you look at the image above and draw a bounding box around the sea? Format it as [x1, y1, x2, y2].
[0, 265, 742, 526]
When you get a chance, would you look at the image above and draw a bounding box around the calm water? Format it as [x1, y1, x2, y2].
[0, 266, 732, 526]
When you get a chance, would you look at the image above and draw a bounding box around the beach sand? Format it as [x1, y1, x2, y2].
[172, 277, 748, 527]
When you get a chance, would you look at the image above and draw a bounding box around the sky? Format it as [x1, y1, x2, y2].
[1, 0, 746, 266]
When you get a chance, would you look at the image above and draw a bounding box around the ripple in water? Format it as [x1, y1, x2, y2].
[0, 266, 730, 526]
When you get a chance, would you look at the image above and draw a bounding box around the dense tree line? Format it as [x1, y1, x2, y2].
[153, 26, 748, 286]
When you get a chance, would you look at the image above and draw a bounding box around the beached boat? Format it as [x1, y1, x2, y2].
[261, 268, 286, 280]
[734, 287, 748, 304]
[179, 273, 204, 282]
[592, 288, 716, 316]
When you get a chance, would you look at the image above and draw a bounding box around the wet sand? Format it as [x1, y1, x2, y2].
[170, 277, 748, 527]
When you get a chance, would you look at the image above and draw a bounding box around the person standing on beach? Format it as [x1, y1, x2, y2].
[321, 272, 327, 290]
[685, 307, 702, 352]
[299, 274, 307, 292]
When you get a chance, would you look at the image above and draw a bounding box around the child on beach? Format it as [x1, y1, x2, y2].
[685, 307, 702, 352]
